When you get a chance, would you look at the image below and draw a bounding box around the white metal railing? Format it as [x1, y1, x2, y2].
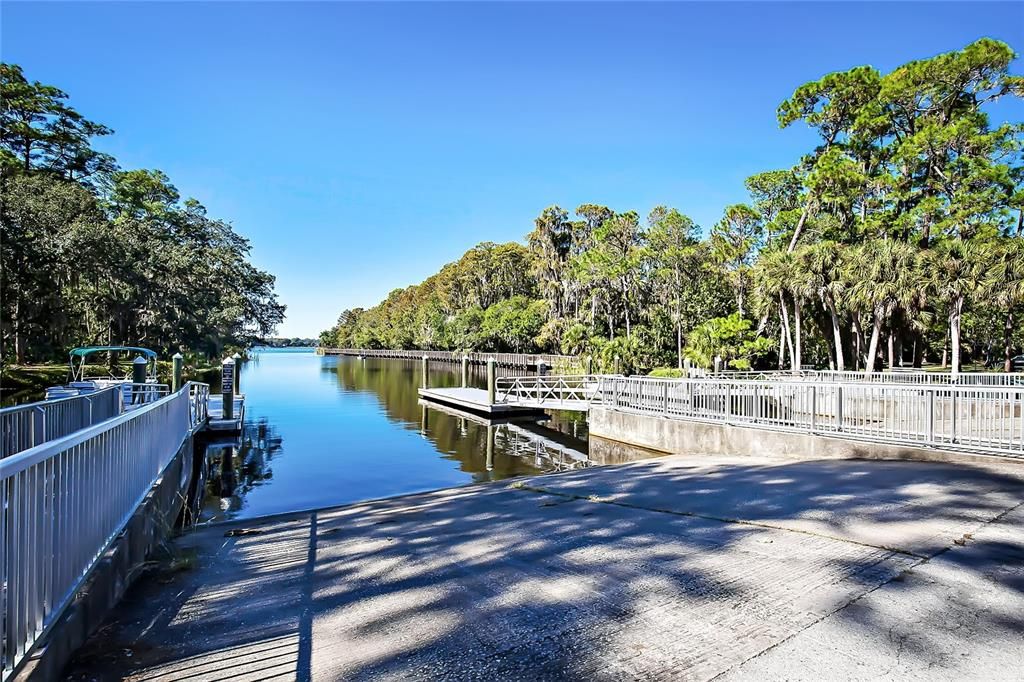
[123, 382, 170, 406]
[496, 375, 608, 406]
[495, 374, 1023, 458]
[0, 382, 209, 680]
[0, 387, 122, 460]
[602, 376, 1024, 457]
[718, 369, 1024, 387]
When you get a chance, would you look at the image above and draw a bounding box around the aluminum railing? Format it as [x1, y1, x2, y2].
[718, 369, 1024, 386]
[496, 374, 608, 406]
[0, 382, 209, 680]
[493, 374, 1023, 457]
[601, 376, 1023, 458]
[123, 382, 170, 406]
[0, 387, 122, 460]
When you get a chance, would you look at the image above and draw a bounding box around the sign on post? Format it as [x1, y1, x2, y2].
[221, 358, 235, 420]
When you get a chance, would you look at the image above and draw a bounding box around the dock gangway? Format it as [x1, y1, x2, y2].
[0, 382, 209, 680]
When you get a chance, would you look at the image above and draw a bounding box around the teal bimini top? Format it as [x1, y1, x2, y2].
[69, 346, 158, 359]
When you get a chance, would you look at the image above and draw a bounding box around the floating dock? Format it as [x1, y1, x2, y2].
[417, 387, 545, 417]
[207, 394, 245, 433]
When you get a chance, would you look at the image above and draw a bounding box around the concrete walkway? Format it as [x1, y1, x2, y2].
[64, 454, 1024, 681]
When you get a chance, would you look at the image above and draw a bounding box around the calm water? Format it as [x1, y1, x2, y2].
[200, 348, 594, 523]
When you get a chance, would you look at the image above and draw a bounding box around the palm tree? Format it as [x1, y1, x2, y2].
[922, 238, 988, 378]
[800, 241, 846, 370]
[984, 237, 1024, 372]
[846, 240, 922, 377]
[754, 249, 798, 371]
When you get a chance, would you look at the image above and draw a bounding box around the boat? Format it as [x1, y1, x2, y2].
[45, 346, 163, 402]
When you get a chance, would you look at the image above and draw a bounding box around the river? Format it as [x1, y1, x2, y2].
[200, 347, 607, 523]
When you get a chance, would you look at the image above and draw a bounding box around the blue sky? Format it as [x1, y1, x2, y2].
[3, 2, 1023, 337]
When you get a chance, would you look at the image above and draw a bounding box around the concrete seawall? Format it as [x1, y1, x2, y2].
[588, 406, 1014, 466]
[17, 435, 199, 681]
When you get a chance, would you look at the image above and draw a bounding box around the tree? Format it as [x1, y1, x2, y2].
[800, 241, 847, 370]
[647, 206, 700, 367]
[684, 313, 773, 370]
[481, 297, 547, 353]
[846, 240, 923, 376]
[923, 239, 989, 377]
[711, 204, 761, 317]
[986, 237, 1024, 371]
[526, 206, 572, 318]
[0, 63, 115, 182]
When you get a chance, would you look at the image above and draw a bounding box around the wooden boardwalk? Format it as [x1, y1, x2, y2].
[318, 347, 579, 369]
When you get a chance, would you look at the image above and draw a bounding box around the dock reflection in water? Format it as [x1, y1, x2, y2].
[199, 349, 657, 524]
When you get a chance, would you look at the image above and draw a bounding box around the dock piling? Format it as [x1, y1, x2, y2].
[486, 358, 496, 404]
[132, 356, 147, 404]
[462, 355, 469, 388]
[222, 357, 235, 420]
[422, 355, 429, 389]
[232, 353, 242, 394]
[172, 353, 183, 392]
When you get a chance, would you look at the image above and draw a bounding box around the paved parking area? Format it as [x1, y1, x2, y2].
[65, 454, 1024, 680]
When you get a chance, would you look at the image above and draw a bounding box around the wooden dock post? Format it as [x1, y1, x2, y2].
[172, 352, 183, 392]
[232, 353, 242, 394]
[461, 355, 469, 388]
[486, 358, 496, 404]
[222, 357, 235, 420]
[422, 355, 429, 389]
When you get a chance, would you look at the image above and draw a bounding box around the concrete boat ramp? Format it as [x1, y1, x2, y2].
[64, 453, 1024, 681]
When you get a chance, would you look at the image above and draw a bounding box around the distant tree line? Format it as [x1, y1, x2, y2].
[261, 337, 318, 348]
[321, 39, 1024, 375]
[0, 63, 285, 365]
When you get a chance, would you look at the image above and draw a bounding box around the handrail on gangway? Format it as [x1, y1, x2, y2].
[0, 381, 209, 680]
[0, 384, 176, 461]
[0, 386, 123, 460]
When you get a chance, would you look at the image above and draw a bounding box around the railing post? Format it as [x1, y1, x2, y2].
[422, 355, 429, 389]
[810, 386, 817, 432]
[172, 352, 183, 393]
[836, 386, 844, 432]
[951, 388, 959, 443]
[461, 355, 469, 388]
[33, 405, 46, 446]
[663, 381, 669, 416]
[487, 358, 496, 405]
[926, 388, 935, 443]
[221, 357, 235, 420]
